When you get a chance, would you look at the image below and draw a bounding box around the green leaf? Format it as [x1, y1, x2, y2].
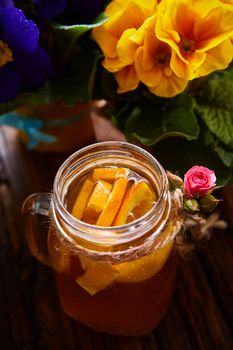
[221, 64, 233, 80]
[199, 194, 220, 213]
[214, 146, 233, 168]
[203, 129, 233, 168]
[151, 137, 232, 185]
[52, 13, 108, 39]
[112, 101, 131, 131]
[196, 78, 233, 149]
[125, 93, 199, 146]
[49, 47, 102, 104]
[52, 13, 108, 65]
[184, 199, 199, 212]
[166, 171, 183, 191]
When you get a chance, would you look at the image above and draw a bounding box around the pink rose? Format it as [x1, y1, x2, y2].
[184, 165, 216, 198]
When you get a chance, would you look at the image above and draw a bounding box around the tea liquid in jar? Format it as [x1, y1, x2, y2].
[48, 143, 180, 336]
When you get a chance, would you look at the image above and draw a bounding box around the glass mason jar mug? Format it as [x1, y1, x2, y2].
[22, 141, 183, 336]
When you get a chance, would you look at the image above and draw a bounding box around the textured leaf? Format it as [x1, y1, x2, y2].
[151, 137, 232, 185]
[52, 13, 108, 39]
[203, 129, 233, 168]
[196, 78, 233, 149]
[125, 93, 199, 146]
[49, 47, 101, 104]
[214, 146, 233, 168]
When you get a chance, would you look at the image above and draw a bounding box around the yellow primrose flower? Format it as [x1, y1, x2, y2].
[156, 0, 233, 80]
[219, 0, 233, 46]
[133, 16, 188, 97]
[92, 0, 157, 93]
[219, 0, 233, 5]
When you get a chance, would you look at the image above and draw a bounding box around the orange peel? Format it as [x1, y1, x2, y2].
[71, 175, 94, 220]
[92, 167, 129, 182]
[114, 181, 156, 226]
[86, 180, 112, 213]
[97, 177, 128, 226]
[76, 256, 119, 295]
[115, 240, 174, 283]
[75, 240, 174, 294]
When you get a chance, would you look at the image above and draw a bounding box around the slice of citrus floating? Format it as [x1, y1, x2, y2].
[97, 177, 128, 226]
[86, 179, 112, 213]
[71, 175, 94, 220]
[76, 240, 174, 295]
[115, 239, 174, 283]
[113, 180, 156, 226]
[92, 167, 129, 182]
[76, 256, 119, 296]
[70, 166, 169, 295]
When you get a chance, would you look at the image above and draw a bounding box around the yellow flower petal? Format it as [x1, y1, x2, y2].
[104, 2, 146, 38]
[164, 66, 173, 77]
[195, 7, 233, 51]
[170, 50, 206, 80]
[115, 65, 140, 93]
[130, 16, 156, 46]
[198, 38, 233, 77]
[149, 71, 188, 98]
[135, 47, 162, 87]
[92, 28, 118, 58]
[156, 0, 233, 79]
[219, 0, 233, 4]
[116, 28, 138, 65]
[134, 16, 159, 72]
[103, 57, 126, 72]
[107, 0, 157, 16]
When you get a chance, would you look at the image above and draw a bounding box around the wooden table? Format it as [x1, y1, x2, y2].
[0, 124, 233, 350]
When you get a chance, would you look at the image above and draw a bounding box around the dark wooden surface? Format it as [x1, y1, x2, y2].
[0, 124, 233, 350]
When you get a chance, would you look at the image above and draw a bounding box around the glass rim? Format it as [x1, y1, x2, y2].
[53, 141, 170, 245]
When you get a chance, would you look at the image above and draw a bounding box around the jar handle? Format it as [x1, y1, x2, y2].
[21, 193, 52, 266]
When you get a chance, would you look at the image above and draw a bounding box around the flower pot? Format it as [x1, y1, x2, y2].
[17, 102, 95, 153]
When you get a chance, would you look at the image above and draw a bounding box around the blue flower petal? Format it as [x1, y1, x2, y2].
[1, 8, 39, 54]
[14, 47, 53, 90]
[0, 0, 14, 7]
[33, 0, 66, 19]
[0, 65, 19, 102]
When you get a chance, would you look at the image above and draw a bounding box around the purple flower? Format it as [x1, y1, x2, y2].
[32, 0, 66, 20]
[0, 0, 14, 7]
[0, 7, 52, 102]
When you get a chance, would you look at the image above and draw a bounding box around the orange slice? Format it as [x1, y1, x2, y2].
[114, 181, 156, 226]
[75, 240, 174, 295]
[92, 167, 129, 182]
[96, 177, 128, 226]
[86, 180, 112, 213]
[115, 240, 174, 283]
[71, 176, 94, 220]
[76, 256, 119, 295]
